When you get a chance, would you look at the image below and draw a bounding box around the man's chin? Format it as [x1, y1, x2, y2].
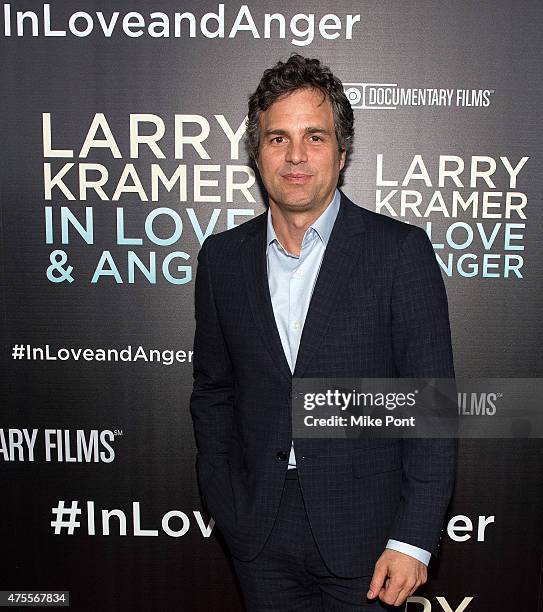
[270, 192, 315, 212]
[281, 199, 314, 212]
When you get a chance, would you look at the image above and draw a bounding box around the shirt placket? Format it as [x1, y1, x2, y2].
[287, 230, 314, 368]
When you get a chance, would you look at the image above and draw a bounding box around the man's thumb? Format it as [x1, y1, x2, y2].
[367, 566, 386, 599]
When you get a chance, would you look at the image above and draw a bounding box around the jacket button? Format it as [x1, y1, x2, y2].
[276, 451, 288, 461]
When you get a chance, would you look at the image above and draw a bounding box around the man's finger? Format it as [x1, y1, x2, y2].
[379, 576, 405, 606]
[392, 580, 418, 607]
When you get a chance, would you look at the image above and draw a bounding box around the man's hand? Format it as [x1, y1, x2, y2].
[366, 549, 427, 607]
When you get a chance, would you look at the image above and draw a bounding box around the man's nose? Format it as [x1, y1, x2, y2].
[285, 139, 308, 164]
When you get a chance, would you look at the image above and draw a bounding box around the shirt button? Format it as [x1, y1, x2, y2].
[292, 321, 301, 331]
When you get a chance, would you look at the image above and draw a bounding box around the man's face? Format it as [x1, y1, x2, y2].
[256, 87, 346, 214]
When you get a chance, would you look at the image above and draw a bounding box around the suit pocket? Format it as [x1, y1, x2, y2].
[335, 280, 379, 324]
[352, 444, 402, 478]
[345, 278, 378, 304]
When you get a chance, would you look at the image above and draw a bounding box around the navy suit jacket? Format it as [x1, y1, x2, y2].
[190, 191, 457, 577]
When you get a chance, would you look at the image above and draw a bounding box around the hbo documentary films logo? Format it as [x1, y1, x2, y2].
[344, 82, 493, 110]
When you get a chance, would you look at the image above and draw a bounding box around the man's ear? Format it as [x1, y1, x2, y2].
[339, 149, 346, 171]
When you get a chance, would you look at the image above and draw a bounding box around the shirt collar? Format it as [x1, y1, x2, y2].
[266, 188, 341, 250]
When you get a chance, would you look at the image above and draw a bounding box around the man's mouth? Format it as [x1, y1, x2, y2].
[282, 173, 312, 184]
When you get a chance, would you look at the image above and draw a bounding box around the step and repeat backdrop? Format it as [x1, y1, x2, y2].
[2, 1, 542, 611]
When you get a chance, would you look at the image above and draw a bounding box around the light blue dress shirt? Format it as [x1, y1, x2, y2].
[265, 188, 431, 566]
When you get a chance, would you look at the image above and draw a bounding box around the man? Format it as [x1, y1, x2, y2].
[190, 54, 456, 611]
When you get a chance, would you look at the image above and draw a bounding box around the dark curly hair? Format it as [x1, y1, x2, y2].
[246, 54, 354, 161]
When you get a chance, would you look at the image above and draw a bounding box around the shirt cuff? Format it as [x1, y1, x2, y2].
[386, 539, 431, 566]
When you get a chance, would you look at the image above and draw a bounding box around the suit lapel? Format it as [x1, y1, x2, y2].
[241, 193, 366, 383]
[293, 193, 366, 378]
[241, 212, 293, 383]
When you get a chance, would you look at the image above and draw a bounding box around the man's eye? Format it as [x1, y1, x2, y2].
[271, 136, 285, 143]
[309, 135, 322, 142]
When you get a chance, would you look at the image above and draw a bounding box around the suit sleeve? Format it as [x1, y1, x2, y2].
[388, 225, 457, 558]
[189, 235, 235, 506]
